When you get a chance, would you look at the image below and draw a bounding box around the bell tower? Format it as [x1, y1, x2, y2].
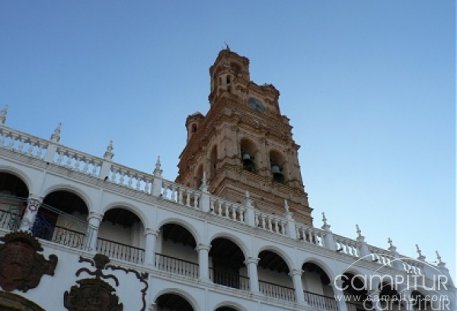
[176, 49, 313, 225]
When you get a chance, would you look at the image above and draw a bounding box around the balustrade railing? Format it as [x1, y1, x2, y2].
[54, 146, 102, 177]
[346, 302, 366, 311]
[109, 163, 154, 194]
[259, 280, 295, 302]
[303, 290, 338, 311]
[209, 268, 250, 291]
[0, 127, 48, 160]
[155, 253, 199, 278]
[255, 211, 287, 235]
[368, 246, 393, 267]
[161, 180, 200, 209]
[96, 237, 144, 264]
[51, 225, 85, 249]
[296, 224, 325, 247]
[209, 197, 245, 223]
[335, 235, 360, 257]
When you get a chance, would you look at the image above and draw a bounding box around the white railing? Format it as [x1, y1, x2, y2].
[255, 211, 287, 236]
[0, 127, 48, 160]
[402, 258, 423, 275]
[259, 280, 295, 302]
[161, 180, 201, 209]
[368, 246, 393, 267]
[155, 253, 199, 279]
[335, 235, 360, 257]
[54, 146, 102, 177]
[210, 197, 246, 223]
[109, 163, 154, 194]
[51, 226, 85, 249]
[209, 268, 250, 291]
[296, 224, 325, 247]
[303, 290, 338, 311]
[96, 237, 145, 264]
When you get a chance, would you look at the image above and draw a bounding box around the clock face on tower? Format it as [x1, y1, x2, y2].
[247, 97, 265, 112]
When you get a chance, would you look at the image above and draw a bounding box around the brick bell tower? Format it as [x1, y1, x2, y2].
[176, 49, 313, 225]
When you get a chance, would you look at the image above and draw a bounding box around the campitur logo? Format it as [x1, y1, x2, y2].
[332, 254, 452, 310]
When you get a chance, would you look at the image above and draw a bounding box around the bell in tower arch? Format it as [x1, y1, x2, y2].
[241, 150, 256, 172]
[271, 164, 284, 183]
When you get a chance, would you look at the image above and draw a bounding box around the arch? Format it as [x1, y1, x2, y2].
[213, 301, 247, 311]
[102, 201, 148, 229]
[301, 257, 338, 282]
[0, 291, 45, 311]
[42, 183, 92, 212]
[239, 137, 258, 173]
[0, 167, 31, 196]
[209, 144, 218, 179]
[157, 217, 201, 245]
[153, 288, 198, 311]
[208, 231, 250, 260]
[257, 245, 294, 272]
[269, 149, 287, 183]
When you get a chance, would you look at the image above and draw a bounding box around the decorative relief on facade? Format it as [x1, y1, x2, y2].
[64, 254, 149, 311]
[64, 254, 123, 311]
[0, 231, 58, 292]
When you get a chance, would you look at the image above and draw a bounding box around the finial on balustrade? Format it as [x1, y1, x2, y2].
[50, 122, 62, 142]
[436, 251, 446, 268]
[284, 200, 290, 213]
[321, 212, 331, 231]
[103, 140, 114, 160]
[199, 172, 208, 191]
[243, 191, 254, 208]
[356, 224, 365, 242]
[153, 156, 162, 176]
[0, 105, 7, 125]
[387, 237, 397, 252]
[416, 244, 426, 261]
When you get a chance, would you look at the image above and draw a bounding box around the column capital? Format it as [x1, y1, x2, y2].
[244, 257, 260, 265]
[145, 228, 159, 236]
[289, 268, 303, 277]
[28, 194, 43, 202]
[88, 211, 104, 221]
[196, 243, 211, 251]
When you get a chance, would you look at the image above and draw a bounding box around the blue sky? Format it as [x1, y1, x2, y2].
[0, 1, 455, 278]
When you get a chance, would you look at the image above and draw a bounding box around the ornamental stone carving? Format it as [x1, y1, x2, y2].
[64, 254, 123, 311]
[0, 231, 58, 292]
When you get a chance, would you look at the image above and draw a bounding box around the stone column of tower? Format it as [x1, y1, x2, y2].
[176, 48, 313, 225]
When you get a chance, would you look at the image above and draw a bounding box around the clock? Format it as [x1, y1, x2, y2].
[248, 97, 266, 112]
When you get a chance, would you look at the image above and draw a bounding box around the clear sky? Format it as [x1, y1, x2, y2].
[0, 1, 455, 279]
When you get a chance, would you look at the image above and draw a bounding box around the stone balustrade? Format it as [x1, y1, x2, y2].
[255, 211, 288, 236]
[334, 235, 361, 257]
[296, 224, 325, 247]
[0, 126, 48, 160]
[210, 197, 245, 223]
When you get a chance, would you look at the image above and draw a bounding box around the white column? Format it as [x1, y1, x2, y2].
[144, 228, 158, 267]
[19, 195, 43, 232]
[245, 257, 260, 294]
[197, 243, 211, 282]
[85, 211, 103, 252]
[290, 269, 305, 305]
[332, 279, 349, 311]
